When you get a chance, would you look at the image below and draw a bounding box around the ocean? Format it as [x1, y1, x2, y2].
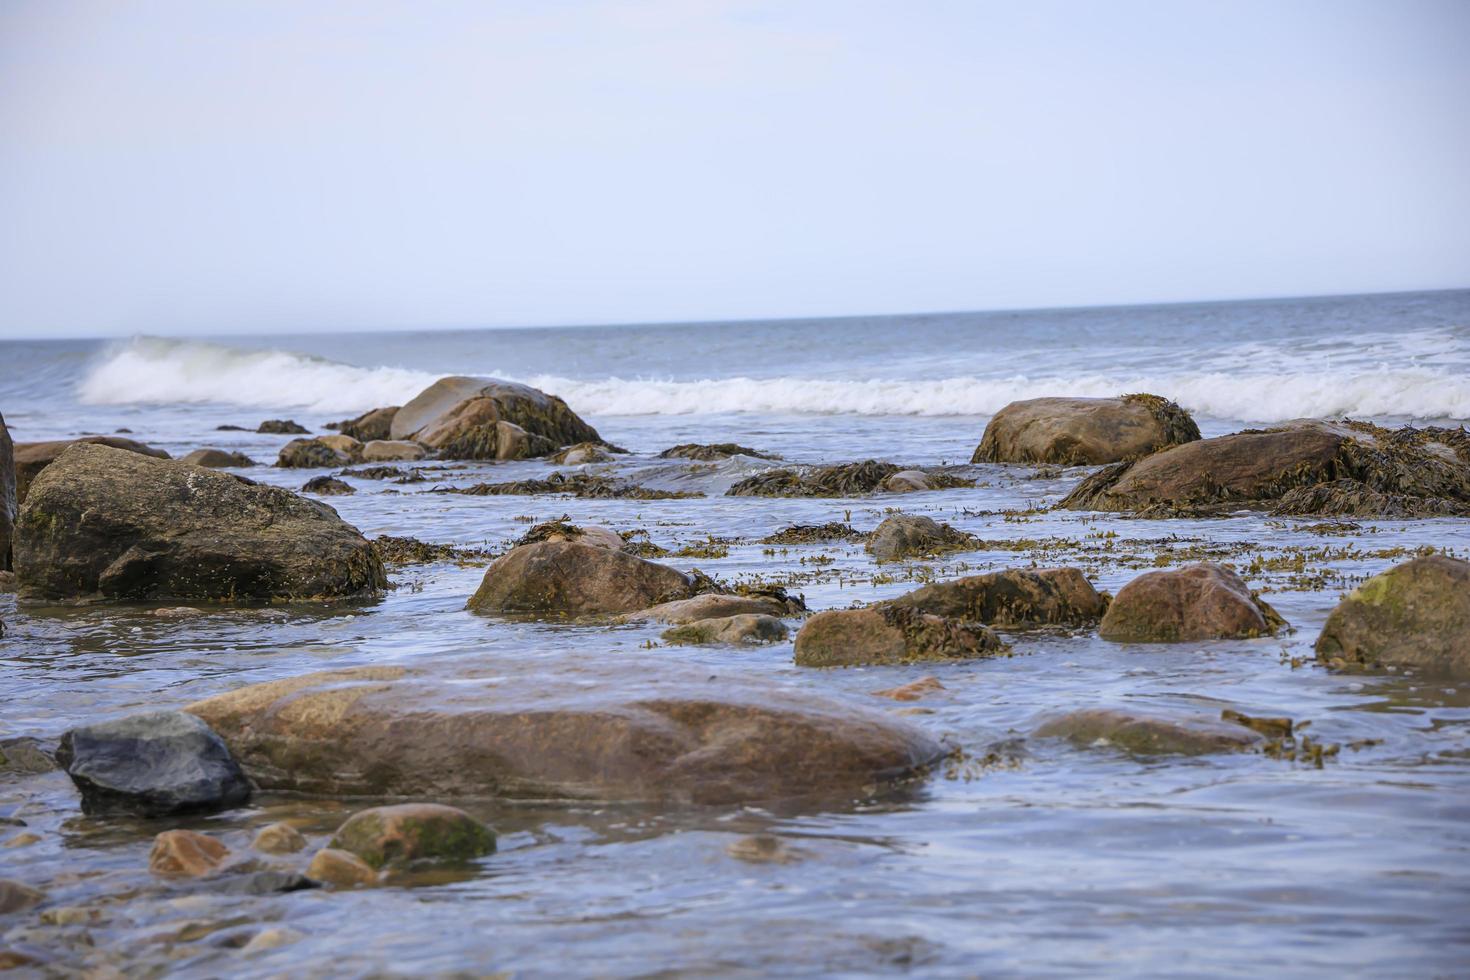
[2, 288, 1469, 976]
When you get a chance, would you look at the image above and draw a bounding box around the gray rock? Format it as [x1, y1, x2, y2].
[866, 514, 974, 561]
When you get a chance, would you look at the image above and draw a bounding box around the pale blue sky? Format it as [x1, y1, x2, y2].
[1, 0, 1467, 338]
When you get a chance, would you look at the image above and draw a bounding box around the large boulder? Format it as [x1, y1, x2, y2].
[13, 435, 169, 504]
[794, 606, 1006, 667]
[883, 567, 1108, 630]
[972, 394, 1200, 465]
[0, 413, 13, 571]
[1315, 555, 1470, 675]
[866, 515, 974, 562]
[185, 661, 948, 805]
[1099, 563, 1285, 642]
[329, 406, 399, 443]
[55, 711, 251, 816]
[15, 443, 385, 602]
[329, 804, 495, 869]
[1034, 707, 1264, 755]
[467, 540, 694, 618]
[389, 376, 601, 459]
[1061, 420, 1470, 518]
[181, 448, 256, 468]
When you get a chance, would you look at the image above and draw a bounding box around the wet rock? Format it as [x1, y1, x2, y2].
[0, 880, 44, 914]
[13, 435, 169, 505]
[1099, 563, 1285, 642]
[662, 614, 789, 646]
[258, 419, 309, 434]
[883, 567, 1107, 630]
[447, 471, 699, 500]
[866, 514, 975, 562]
[1061, 419, 1470, 518]
[882, 470, 931, 493]
[360, 440, 427, 462]
[794, 606, 1007, 667]
[301, 475, 355, 496]
[0, 412, 13, 571]
[1221, 709, 1292, 738]
[727, 460, 901, 498]
[973, 394, 1199, 465]
[624, 592, 796, 624]
[467, 540, 695, 618]
[153, 606, 204, 618]
[330, 803, 495, 869]
[317, 434, 365, 462]
[1034, 707, 1264, 755]
[0, 570, 13, 592]
[371, 535, 494, 566]
[0, 737, 56, 774]
[1315, 554, 1470, 675]
[659, 443, 775, 461]
[16, 443, 385, 602]
[306, 848, 378, 888]
[211, 870, 319, 896]
[149, 830, 228, 877]
[726, 834, 804, 864]
[56, 710, 251, 816]
[514, 519, 624, 552]
[186, 662, 947, 804]
[252, 822, 307, 854]
[3, 833, 41, 849]
[243, 927, 306, 953]
[391, 376, 601, 458]
[329, 406, 399, 443]
[276, 438, 353, 468]
[181, 449, 256, 468]
[870, 677, 945, 701]
[761, 522, 866, 544]
[551, 442, 615, 465]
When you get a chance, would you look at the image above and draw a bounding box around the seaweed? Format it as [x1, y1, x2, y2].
[658, 443, 777, 461]
[761, 522, 866, 544]
[727, 460, 901, 498]
[436, 472, 701, 500]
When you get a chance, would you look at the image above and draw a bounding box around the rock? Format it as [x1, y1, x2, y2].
[252, 823, 307, 854]
[360, 440, 427, 462]
[329, 803, 495, 869]
[870, 677, 945, 701]
[762, 522, 866, 544]
[624, 593, 795, 624]
[276, 438, 353, 468]
[212, 870, 320, 896]
[149, 830, 228, 877]
[153, 606, 204, 618]
[1099, 563, 1285, 642]
[181, 449, 256, 468]
[794, 606, 1007, 667]
[243, 927, 306, 953]
[56, 710, 251, 816]
[973, 394, 1200, 465]
[257, 419, 309, 435]
[390, 376, 601, 459]
[726, 834, 803, 864]
[1315, 555, 1470, 675]
[662, 614, 789, 645]
[865, 515, 974, 562]
[1061, 419, 1470, 518]
[301, 475, 354, 496]
[317, 434, 364, 462]
[16, 443, 384, 602]
[467, 540, 695, 618]
[551, 442, 614, 465]
[3, 833, 41, 849]
[186, 661, 948, 805]
[882, 470, 931, 493]
[0, 570, 13, 592]
[514, 520, 625, 552]
[12, 435, 169, 504]
[306, 848, 378, 888]
[727, 460, 901, 498]
[883, 567, 1108, 630]
[330, 406, 399, 443]
[0, 880, 43, 914]
[0, 737, 56, 774]
[1034, 707, 1264, 755]
[658, 443, 774, 461]
[0, 412, 13, 571]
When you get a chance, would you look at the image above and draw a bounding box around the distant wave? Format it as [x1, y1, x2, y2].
[78, 336, 1470, 423]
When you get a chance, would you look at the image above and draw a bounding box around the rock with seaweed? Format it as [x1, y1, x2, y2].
[1060, 419, 1470, 518]
[1099, 563, 1285, 642]
[389, 376, 602, 459]
[795, 604, 1008, 666]
[258, 419, 309, 435]
[551, 442, 616, 465]
[728, 460, 902, 497]
[659, 443, 777, 461]
[662, 614, 789, 646]
[972, 394, 1200, 465]
[361, 440, 427, 462]
[15, 443, 385, 602]
[13, 436, 170, 505]
[302, 475, 355, 496]
[866, 514, 977, 562]
[327, 406, 400, 442]
[277, 438, 355, 469]
[883, 567, 1108, 630]
[180, 449, 256, 468]
[1033, 707, 1264, 755]
[513, 518, 625, 552]
[1315, 554, 1470, 675]
[762, 522, 867, 544]
[441, 471, 701, 500]
[467, 540, 700, 617]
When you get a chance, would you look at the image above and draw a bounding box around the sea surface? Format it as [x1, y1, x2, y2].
[2, 289, 1469, 976]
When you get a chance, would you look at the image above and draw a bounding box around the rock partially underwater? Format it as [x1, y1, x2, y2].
[973, 394, 1200, 465]
[1099, 563, 1285, 642]
[390, 376, 602, 460]
[1315, 555, 1470, 675]
[728, 460, 972, 498]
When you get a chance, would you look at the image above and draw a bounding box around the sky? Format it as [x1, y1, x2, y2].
[1, 0, 1468, 339]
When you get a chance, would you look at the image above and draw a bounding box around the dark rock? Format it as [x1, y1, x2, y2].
[762, 522, 866, 544]
[659, 443, 776, 461]
[973, 394, 1199, 465]
[0, 412, 13, 571]
[662, 614, 789, 645]
[257, 419, 309, 435]
[794, 605, 1007, 667]
[215, 424, 249, 431]
[1315, 555, 1470, 675]
[57, 711, 250, 816]
[211, 870, 320, 896]
[1034, 707, 1264, 755]
[329, 406, 399, 442]
[276, 438, 353, 469]
[13, 436, 169, 505]
[883, 567, 1108, 630]
[444, 472, 700, 500]
[330, 803, 495, 869]
[0, 737, 57, 774]
[390, 376, 601, 459]
[0, 880, 43, 914]
[727, 460, 901, 497]
[866, 515, 975, 562]
[301, 475, 355, 496]
[16, 443, 385, 602]
[1099, 563, 1285, 642]
[181, 449, 256, 468]
[468, 540, 695, 618]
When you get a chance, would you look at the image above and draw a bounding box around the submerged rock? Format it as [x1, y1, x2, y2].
[16, 444, 384, 602]
[883, 567, 1108, 630]
[662, 614, 789, 645]
[0, 412, 14, 571]
[329, 803, 495, 869]
[1315, 555, 1470, 675]
[277, 438, 353, 469]
[149, 830, 228, 877]
[871, 677, 946, 702]
[728, 460, 901, 498]
[761, 522, 866, 544]
[467, 540, 695, 617]
[360, 439, 427, 462]
[1034, 707, 1264, 755]
[257, 419, 309, 435]
[390, 376, 601, 459]
[550, 442, 615, 465]
[866, 514, 975, 562]
[252, 822, 307, 855]
[0, 880, 44, 914]
[794, 605, 1006, 667]
[56, 710, 251, 816]
[0, 737, 56, 774]
[513, 519, 625, 552]
[181, 449, 256, 468]
[329, 406, 399, 443]
[881, 470, 932, 493]
[445, 472, 699, 500]
[624, 592, 798, 624]
[973, 394, 1199, 465]
[1099, 563, 1285, 642]
[186, 662, 947, 805]
[301, 475, 355, 496]
[13, 435, 169, 504]
[659, 443, 775, 461]
[307, 848, 378, 888]
[1061, 419, 1470, 518]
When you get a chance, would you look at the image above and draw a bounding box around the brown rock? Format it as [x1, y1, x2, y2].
[360, 440, 427, 462]
[276, 438, 352, 468]
[866, 514, 974, 562]
[794, 606, 1006, 667]
[870, 676, 946, 701]
[1315, 555, 1470, 675]
[391, 376, 600, 458]
[181, 449, 256, 468]
[13, 435, 169, 504]
[1035, 707, 1264, 755]
[973, 394, 1199, 465]
[252, 822, 307, 854]
[467, 540, 694, 618]
[1099, 563, 1285, 642]
[331, 406, 399, 443]
[148, 829, 228, 877]
[882, 470, 931, 493]
[306, 848, 378, 888]
[514, 520, 625, 552]
[551, 442, 614, 465]
[316, 434, 364, 462]
[883, 567, 1107, 630]
[257, 419, 309, 434]
[329, 803, 495, 868]
[624, 593, 792, 624]
[0, 879, 43, 914]
[661, 614, 789, 645]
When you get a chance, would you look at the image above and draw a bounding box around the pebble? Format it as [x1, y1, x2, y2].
[243, 927, 305, 954]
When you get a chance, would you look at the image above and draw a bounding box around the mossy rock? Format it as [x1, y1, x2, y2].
[794, 605, 1006, 667]
[1315, 555, 1470, 675]
[329, 803, 496, 869]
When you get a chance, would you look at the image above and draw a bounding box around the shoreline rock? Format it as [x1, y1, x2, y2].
[181, 449, 256, 468]
[390, 376, 601, 459]
[13, 436, 169, 505]
[329, 804, 495, 869]
[1315, 555, 1470, 675]
[467, 540, 696, 617]
[973, 394, 1200, 466]
[1099, 563, 1285, 642]
[794, 605, 1007, 667]
[1034, 707, 1264, 755]
[866, 514, 975, 562]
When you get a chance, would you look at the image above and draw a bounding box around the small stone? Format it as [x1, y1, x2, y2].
[870, 676, 946, 702]
[149, 829, 228, 877]
[329, 803, 495, 869]
[2, 832, 41, 849]
[0, 879, 45, 914]
[661, 614, 789, 646]
[1220, 709, 1293, 738]
[40, 906, 101, 926]
[152, 606, 204, 619]
[306, 848, 378, 888]
[726, 834, 803, 864]
[1035, 707, 1264, 756]
[252, 822, 307, 854]
[243, 927, 305, 953]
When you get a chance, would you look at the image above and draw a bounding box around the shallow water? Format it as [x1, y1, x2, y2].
[3, 291, 1470, 976]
